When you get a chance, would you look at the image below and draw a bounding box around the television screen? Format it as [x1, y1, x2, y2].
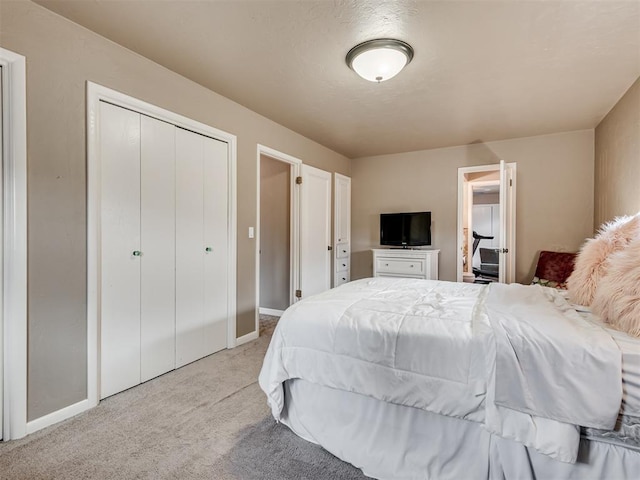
[380, 212, 431, 247]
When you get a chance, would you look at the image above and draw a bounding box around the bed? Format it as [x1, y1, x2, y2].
[259, 277, 640, 479]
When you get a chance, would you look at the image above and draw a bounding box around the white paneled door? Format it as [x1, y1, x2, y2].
[100, 102, 229, 399]
[140, 115, 176, 383]
[100, 102, 143, 398]
[202, 137, 229, 359]
[499, 160, 517, 283]
[176, 128, 228, 368]
[300, 164, 332, 299]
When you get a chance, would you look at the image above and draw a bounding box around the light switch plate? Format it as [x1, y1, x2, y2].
[248, 227, 255, 239]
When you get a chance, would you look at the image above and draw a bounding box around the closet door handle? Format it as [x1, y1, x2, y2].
[132, 250, 142, 257]
[205, 247, 213, 252]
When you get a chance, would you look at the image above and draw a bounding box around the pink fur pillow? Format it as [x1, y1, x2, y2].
[567, 215, 640, 306]
[591, 237, 640, 337]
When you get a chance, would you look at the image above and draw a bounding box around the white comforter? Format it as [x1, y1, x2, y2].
[259, 278, 622, 463]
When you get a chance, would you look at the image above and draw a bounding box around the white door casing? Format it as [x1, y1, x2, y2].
[300, 164, 332, 298]
[1, 48, 28, 440]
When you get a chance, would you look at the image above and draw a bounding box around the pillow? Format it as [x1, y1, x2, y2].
[567, 214, 640, 306]
[531, 251, 577, 290]
[591, 237, 640, 337]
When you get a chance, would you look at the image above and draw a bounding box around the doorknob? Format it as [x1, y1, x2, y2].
[132, 250, 141, 256]
[205, 247, 213, 252]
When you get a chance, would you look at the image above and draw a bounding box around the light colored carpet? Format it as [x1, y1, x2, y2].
[0, 315, 368, 479]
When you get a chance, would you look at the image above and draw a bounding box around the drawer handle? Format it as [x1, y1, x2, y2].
[342, 263, 346, 267]
[385, 263, 389, 266]
[410, 264, 414, 268]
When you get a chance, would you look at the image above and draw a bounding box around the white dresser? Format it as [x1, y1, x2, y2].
[334, 174, 351, 287]
[372, 248, 440, 280]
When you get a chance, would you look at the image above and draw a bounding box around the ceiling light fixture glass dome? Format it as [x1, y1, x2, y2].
[346, 38, 414, 83]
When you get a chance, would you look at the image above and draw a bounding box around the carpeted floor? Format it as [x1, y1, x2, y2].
[0, 315, 369, 479]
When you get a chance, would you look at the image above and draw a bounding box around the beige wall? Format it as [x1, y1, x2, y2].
[351, 130, 595, 283]
[259, 156, 290, 311]
[474, 192, 500, 205]
[0, 0, 349, 421]
[594, 76, 640, 228]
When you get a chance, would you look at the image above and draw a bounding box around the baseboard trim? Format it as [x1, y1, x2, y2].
[259, 308, 284, 317]
[26, 399, 91, 435]
[235, 331, 259, 346]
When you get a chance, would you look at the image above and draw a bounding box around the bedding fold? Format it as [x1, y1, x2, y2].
[486, 283, 622, 430]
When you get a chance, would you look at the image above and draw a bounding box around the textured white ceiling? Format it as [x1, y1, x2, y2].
[34, 0, 640, 158]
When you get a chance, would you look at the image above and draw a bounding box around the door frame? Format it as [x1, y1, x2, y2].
[0, 48, 28, 441]
[456, 163, 516, 283]
[87, 82, 237, 409]
[255, 145, 301, 334]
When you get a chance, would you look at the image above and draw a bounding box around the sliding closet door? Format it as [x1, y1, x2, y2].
[140, 115, 176, 382]
[100, 102, 141, 399]
[203, 137, 229, 355]
[176, 129, 229, 367]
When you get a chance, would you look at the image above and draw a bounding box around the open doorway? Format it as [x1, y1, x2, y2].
[256, 145, 301, 333]
[259, 154, 292, 316]
[457, 162, 516, 284]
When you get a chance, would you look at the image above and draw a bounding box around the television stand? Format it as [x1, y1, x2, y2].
[372, 248, 440, 280]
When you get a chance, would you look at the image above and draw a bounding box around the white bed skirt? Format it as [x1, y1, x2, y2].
[281, 379, 640, 480]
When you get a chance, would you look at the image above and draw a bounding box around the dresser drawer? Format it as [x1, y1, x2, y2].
[335, 273, 350, 286]
[376, 257, 425, 275]
[336, 257, 349, 272]
[336, 243, 350, 259]
[372, 249, 439, 280]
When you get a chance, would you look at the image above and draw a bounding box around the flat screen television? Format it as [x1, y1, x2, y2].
[380, 212, 431, 247]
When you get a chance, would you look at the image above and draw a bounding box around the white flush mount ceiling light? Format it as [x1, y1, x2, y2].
[346, 38, 414, 83]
